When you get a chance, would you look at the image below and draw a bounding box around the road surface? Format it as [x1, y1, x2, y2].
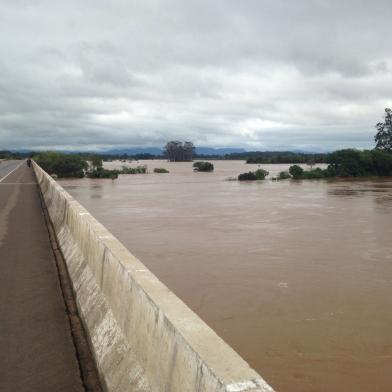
[0, 161, 84, 391]
[0, 160, 23, 182]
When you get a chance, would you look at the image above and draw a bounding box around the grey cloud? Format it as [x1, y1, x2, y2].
[0, 0, 391, 151]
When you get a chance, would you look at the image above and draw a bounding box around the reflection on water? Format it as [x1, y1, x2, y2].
[59, 160, 392, 392]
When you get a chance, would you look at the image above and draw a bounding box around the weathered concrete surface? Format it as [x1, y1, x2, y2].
[0, 162, 84, 391]
[34, 161, 275, 392]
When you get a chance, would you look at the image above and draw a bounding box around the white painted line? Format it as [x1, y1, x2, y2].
[0, 161, 25, 183]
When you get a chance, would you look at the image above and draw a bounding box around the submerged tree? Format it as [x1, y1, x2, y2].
[289, 165, 304, 178]
[193, 161, 214, 172]
[375, 108, 392, 151]
[183, 141, 196, 161]
[164, 141, 195, 162]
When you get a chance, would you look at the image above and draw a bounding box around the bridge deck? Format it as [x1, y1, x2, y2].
[0, 161, 84, 392]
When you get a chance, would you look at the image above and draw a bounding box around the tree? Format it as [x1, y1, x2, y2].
[375, 108, 392, 151]
[34, 151, 87, 178]
[164, 141, 195, 162]
[254, 168, 269, 179]
[164, 141, 181, 161]
[289, 165, 304, 178]
[89, 155, 103, 171]
[183, 141, 196, 161]
[238, 168, 269, 181]
[238, 171, 257, 181]
[326, 149, 392, 177]
[278, 171, 291, 180]
[193, 161, 214, 172]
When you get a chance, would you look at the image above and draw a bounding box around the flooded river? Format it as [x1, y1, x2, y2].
[59, 160, 392, 392]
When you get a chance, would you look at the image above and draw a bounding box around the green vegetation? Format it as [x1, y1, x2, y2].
[33, 151, 151, 179]
[289, 165, 304, 178]
[89, 164, 148, 178]
[278, 171, 291, 180]
[244, 152, 326, 164]
[289, 149, 392, 179]
[85, 154, 119, 179]
[327, 149, 392, 177]
[0, 150, 32, 160]
[165, 141, 195, 162]
[87, 168, 119, 179]
[238, 168, 269, 181]
[301, 167, 328, 179]
[34, 151, 87, 178]
[193, 161, 214, 172]
[238, 172, 257, 180]
[121, 165, 148, 174]
[153, 168, 169, 173]
[375, 108, 392, 151]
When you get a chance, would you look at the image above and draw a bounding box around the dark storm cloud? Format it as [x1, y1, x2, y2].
[0, 0, 391, 150]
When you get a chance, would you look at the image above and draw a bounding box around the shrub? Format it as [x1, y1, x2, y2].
[121, 165, 148, 174]
[87, 168, 119, 179]
[289, 165, 304, 179]
[193, 161, 214, 172]
[254, 168, 269, 179]
[301, 167, 325, 179]
[34, 151, 87, 178]
[371, 149, 392, 176]
[153, 168, 169, 173]
[327, 149, 363, 177]
[238, 171, 257, 181]
[238, 168, 269, 181]
[278, 171, 291, 180]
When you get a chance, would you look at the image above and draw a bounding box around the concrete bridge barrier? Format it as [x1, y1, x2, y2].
[33, 162, 274, 392]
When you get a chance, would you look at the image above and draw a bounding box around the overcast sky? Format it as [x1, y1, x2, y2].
[0, 0, 391, 151]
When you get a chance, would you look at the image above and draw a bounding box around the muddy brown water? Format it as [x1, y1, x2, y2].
[59, 160, 392, 392]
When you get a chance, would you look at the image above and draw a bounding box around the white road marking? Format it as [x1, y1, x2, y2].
[0, 161, 25, 183]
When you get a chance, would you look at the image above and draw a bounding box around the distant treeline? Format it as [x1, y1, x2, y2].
[238, 149, 392, 181]
[288, 149, 392, 179]
[3, 149, 392, 180]
[102, 153, 159, 161]
[0, 150, 31, 159]
[243, 151, 327, 163]
[0, 149, 328, 163]
[103, 151, 328, 162]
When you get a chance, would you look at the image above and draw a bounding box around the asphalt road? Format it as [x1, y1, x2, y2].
[0, 162, 84, 391]
[0, 160, 23, 182]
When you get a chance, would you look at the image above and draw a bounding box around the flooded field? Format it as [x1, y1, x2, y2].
[59, 160, 392, 392]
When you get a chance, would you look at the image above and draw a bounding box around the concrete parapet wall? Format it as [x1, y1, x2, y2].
[33, 162, 275, 392]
